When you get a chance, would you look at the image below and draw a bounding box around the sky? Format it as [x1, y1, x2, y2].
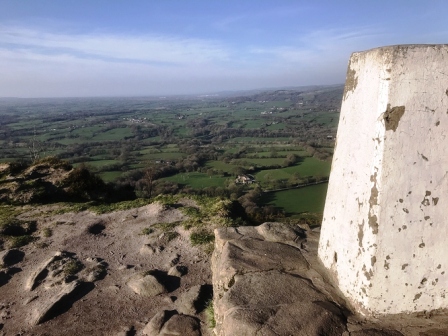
[1, 0, 448, 98]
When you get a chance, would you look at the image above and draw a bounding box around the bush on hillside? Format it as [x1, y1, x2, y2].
[63, 165, 108, 201]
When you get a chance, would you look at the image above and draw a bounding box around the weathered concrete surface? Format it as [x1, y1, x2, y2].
[213, 222, 448, 335]
[319, 45, 448, 315]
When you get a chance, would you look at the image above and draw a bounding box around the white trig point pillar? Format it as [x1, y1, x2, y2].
[319, 45, 448, 315]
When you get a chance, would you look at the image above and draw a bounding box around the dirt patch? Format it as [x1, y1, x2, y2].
[0, 202, 213, 336]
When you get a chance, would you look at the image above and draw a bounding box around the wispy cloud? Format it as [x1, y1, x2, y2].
[248, 27, 385, 66]
[0, 24, 377, 97]
[0, 25, 231, 65]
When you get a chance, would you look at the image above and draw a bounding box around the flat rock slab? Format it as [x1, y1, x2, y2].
[212, 223, 347, 336]
[33, 280, 79, 325]
[211, 222, 448, 336]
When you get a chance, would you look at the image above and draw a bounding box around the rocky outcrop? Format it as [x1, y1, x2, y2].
[211, 222, 448, 335]
[32, 280, 80, 325]
[142, 310, 201, 336]
[212, 222, 348, 335]
[24, 251, 105, 325]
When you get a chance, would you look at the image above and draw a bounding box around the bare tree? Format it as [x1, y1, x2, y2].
[27, 128, 45, 163]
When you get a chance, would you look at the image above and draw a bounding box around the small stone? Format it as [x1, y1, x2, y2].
[168, 265, 188, 277]
[140, 244, 164, 255]
[256, 222, 304, 246]
[176, 285, 202, 315]
[142, 310, 172, 336]
[168, 254, 180, 267]
[127, 274, 167, 297]
[160, 314, 201, 336]
[85, 267, 106, 282]
[115, 326, 135, 336]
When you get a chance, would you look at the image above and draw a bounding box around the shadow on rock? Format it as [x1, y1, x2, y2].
[37, 281, 95, 324]
[1, 249, 25, 266]
[195, 284, 213, 314]
[148, 270, 180, 292]
[0, 271, 11, 287]
[142, 310, 201, 336]
[0, 267, 22, 287]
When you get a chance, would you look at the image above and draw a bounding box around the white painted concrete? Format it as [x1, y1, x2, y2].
[319, 45, 448, 315]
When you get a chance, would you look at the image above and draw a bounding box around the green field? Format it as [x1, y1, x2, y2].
[99, 171, 123, 182]
[206, 161, 236, 173]
[255, 157, 331, 182]
[243, 158, 284, 166]
[164, 172, 230, 189]
[139, 151, 185, 160]
[260, 183, 328, 216]
[92, 128, 133, 141]
[0, 86, 342, 220]
[81, 159, 119, 168]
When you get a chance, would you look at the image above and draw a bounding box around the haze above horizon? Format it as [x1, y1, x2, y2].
[1, 0, 447, 98]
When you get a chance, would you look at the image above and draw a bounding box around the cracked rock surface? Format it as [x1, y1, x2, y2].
[212, 222, 448, 336]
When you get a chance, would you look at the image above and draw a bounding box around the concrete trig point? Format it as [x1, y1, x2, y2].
[319, 45, 448, 315]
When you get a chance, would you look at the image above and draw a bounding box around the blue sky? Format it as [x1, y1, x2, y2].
[1, 0, 448, 97]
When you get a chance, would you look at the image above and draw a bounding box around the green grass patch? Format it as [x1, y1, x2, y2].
[42, 227, 53, 237]
[165, 231, 180, 241]
[63, 260, 84, 276]
[50, 199, 151, 215]
[190, 229, 214, 246]
[260, 183, 328, 216]
[139, 152, 185, 160]
[82, 159, 120, 168]
[205, 300, 216, 328]
[99, 171, 122, 182]
[282, 157, 331, 177]
[91, 127, 133, 141]
[153, 221, 181, 232]
[71, 125, 104, 138]
[206, 161, 235, 173]
[164, 173, 229, 189]
[225, 137, 292, 144]
[152, 221, 180, 241]
[243, 158, 285, 166]
[9, 235, 36, 248]
[255, 157, 330, 183]
[89, 199, 152, 214]
[141, 227, 154, 235]
[0, 205, 19, 227]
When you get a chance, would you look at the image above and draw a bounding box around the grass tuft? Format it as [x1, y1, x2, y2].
[190, 229, 214, 246]
[141, 227, 154, 235]
[205, 300, 216, 328]
[63, 260, 84, 276]
[42, 227, 53, 237]
[9, 235, 36, 248]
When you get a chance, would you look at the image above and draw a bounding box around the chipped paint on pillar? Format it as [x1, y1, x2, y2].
[319, 45, 448, 315]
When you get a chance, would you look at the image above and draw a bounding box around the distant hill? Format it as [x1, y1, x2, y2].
[222, 85, 344, 110]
